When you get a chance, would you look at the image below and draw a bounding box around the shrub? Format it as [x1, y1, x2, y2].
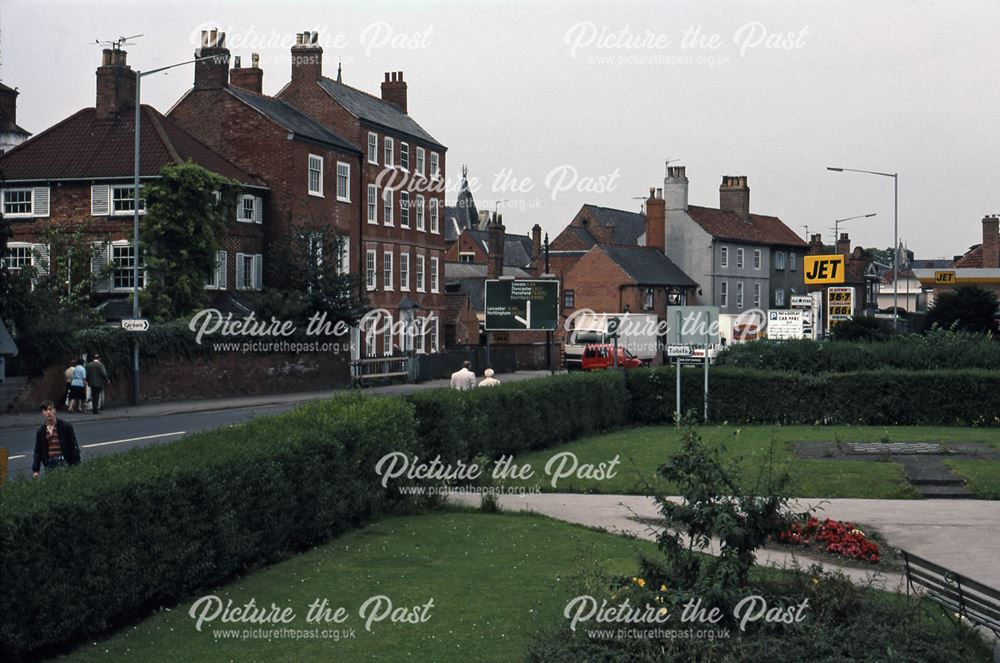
[0, 395, 417, 660]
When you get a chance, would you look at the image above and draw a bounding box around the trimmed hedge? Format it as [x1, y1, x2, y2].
[628, 366, 1000, 426]
[4, 366, 1000, 658]
[0, 395, 416, 660]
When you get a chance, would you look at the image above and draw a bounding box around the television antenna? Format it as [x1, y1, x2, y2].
[94, 34, 143, 51]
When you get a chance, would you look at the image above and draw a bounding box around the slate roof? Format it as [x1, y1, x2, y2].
[227, 87, 360, 154]
[551, 225, 598, 250]
[579, 204, 646, 245]
[686, 205, 806, 248]
[316, 78, 444, 148]
[0, 105, 265, 186]
[444, 262, 531, 280]
[599, 246, 697, 287]
[445, 173, 480, 241]
[459, 229, 534, 267]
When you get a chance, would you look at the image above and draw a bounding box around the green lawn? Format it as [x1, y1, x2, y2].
[60, 511, 657, 663]
[495, 425, 1000, 499]
[947, 460, 1000, 499]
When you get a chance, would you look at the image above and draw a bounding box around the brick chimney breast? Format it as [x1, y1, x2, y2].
[645, 186, 666, 253]
[836, 232, 851, 258]
[664, 165, 688, 212]
[381, 71, 408, 114]
[230, 52, 264, 95]
[532, 224, 542, 259]
[487, 214, 506, 278]
[290, 30, 323, 82]
[982, 215, 1000, 269]
[194, 30, 230, 90]
[719, 175, 750, 223]
[95, 48, 137, 120]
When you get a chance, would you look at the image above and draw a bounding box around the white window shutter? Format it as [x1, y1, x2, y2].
[32, 187, 50, 218]
[254, 197, 263, 224]
[253, 254, 263, 290]
[91, 185, 110, 216]
[91, 242, 111, 293]
[236, 252, 246, 290]
[217, 251, 228, 290]
[33, 244, 50, 275]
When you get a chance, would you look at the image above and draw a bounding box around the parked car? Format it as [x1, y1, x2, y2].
[581, 344, 643, 370]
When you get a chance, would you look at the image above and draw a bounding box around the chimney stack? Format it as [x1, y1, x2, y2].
[645, 186, 666, 252]
[836, 232, 851, 258]
[982, 215, 1000, 269]
[719, 175, 750, 223]
[487, 214, 506, 279]
[230, 52, 264, 95]
[95, 48, 137, 120]
[381, 71, 408, 114]
[809, 233, 824, 255]
[194, 29, 230, 90]
[532, 224, 542, 260]
[290, 31, 323, 82]
[664, 165, 689, 212]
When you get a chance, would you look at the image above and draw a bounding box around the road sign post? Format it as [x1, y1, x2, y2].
[484, 280, 559, 331]
[121, 319, 150, 332]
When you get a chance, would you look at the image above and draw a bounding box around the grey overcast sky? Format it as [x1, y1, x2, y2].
[2, 0, 998, 258]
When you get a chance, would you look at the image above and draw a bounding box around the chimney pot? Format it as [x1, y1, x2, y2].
[303, 31, 311, 44]
[95, 47, 136, 120]
[234, 55, 241, 68]
[296, 33, 303, 44]
[656, 187, 663, 199]
[385, 72, 391, 82]
[649, 187, 655, 198]
[210, 28, 218, 44]
[252, 52, 259, 68]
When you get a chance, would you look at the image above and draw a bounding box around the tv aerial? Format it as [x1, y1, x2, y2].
[94, 34, 143, 51]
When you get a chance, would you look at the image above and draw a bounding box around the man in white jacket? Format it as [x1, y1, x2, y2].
[450, 361, 476, 391]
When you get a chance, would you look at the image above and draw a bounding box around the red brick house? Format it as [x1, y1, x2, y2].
[275, 30, 448, 357]
[168, 31, 361, 322]
[0, 46, 267, 309]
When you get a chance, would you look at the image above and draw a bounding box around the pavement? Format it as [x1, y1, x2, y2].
[0, 370, 554, 430]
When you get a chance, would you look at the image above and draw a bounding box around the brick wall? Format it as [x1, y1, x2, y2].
[12, 351, 349, 412]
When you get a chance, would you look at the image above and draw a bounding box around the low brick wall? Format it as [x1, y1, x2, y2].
[11, 352, 350, 412]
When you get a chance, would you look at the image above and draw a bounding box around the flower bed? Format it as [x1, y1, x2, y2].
[776, 516, 881, 563]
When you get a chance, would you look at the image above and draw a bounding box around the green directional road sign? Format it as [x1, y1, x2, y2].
[485, 279, 559, 331]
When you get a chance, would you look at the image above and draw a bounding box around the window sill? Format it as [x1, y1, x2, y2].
[308, 191, 324, 199]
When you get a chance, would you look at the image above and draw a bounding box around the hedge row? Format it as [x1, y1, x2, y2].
[4, 366, 999, 658]
[0, 395, 417, 660]
[628, 367, 1000, 426]
[715, 329, 1000, 373]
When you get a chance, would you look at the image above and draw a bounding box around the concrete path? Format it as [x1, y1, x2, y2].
[449, 493, 1000, 590]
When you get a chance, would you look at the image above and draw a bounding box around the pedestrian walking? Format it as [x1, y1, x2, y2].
[86, 354, 109, 414]
[67, 358, 87, 413]
[62, 360, 75, 410]
[32, 399, 81, 478]
[450, 361, 476, 391]
[477, 368, 501, 388]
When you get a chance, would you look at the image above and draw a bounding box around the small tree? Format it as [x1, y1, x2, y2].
[925, 285, 998, 334]
[828, 315, 894, 342]
[141, 162, 236, 320]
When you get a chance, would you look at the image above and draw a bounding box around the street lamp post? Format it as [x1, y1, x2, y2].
[827, 167, 899, 330]
[832, 212, 876, 245]
[130, 54, 220, 405]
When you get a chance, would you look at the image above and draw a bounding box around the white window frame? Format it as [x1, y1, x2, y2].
[205, 250, 228, 290]
[111, 185, 145, 216]
[111, 241, 145, 292]
[643, 288, 654, 310]
[720, 246, 728, 268]
[430, 152, 440, 180]
[775, 251, 786, 270]
[753, 282, 761, 307]
[415, 147, 425, 177]
[237, 194, 256, 223]
[235, 252, 262, 291]
[384, 137, 394, 167]
[775, 288, 785, 306]
[400, 143, 409, 171]
[415, 195, 425, 232]
[2, 189, 33, 218]
[400, 192, 410, 228]
[382, 313, 394, 357]
[430, 256, 439, 293]
[736, 282, 744, 309]
[336, 162, 350, 202]
[334, 236, 350, 276]
[720, 280, 728, 307]
[400, 252, 410, 291]
[736, 248, 744, 269]
[383, 250, 394, 291]
[367, 132, 378, 164]
[789, 253, 797, 271]
[308, 154, 324, 197]
[383, 188, 394, 226]
[367, 184, 378, 224]
[430, 198, 439, 234]
[4, 242, 41, 271]
[753, 249, 761, 270]
[431, 316, 439, 353]
[415, 315, 426, 354]
[415, 254, 425, 292]
[365, 249, 377, 290]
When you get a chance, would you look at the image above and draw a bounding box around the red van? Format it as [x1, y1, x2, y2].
[581, 344, 643, 370]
